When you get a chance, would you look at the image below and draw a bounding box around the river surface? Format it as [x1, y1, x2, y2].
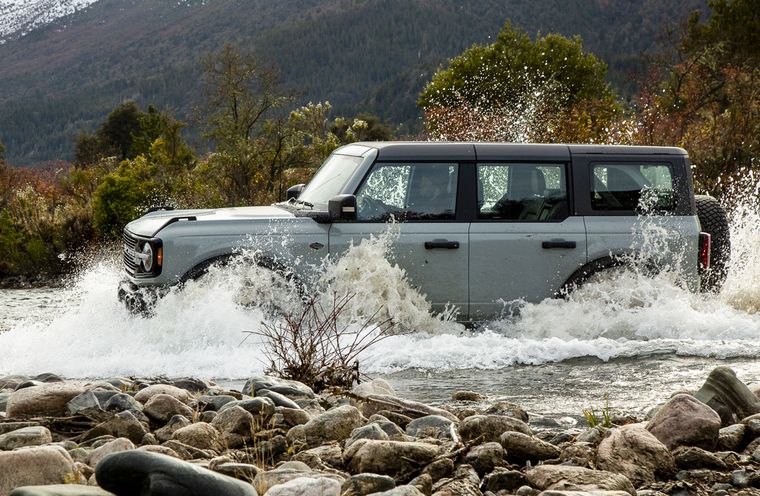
[2, 199, 760, 421]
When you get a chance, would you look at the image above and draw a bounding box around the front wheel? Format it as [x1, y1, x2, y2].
[695, 195, 731, 292]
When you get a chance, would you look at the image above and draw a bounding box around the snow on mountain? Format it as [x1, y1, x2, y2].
[0, 0, 99, 42]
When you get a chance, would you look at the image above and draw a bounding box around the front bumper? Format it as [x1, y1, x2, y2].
[118, 280, 166, 315]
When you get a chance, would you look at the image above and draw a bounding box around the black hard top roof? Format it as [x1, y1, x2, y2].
[338, 141, 687, 161]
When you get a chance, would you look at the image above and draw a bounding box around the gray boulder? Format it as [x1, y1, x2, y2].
[500, 431, 561, 465]
[361, 395, 458, 422]
[32, 373, 64, 383]
[256, 390, 300, 409]
[172, 422, 223, 452]
[253, 463, 343, 494]
[278, 407, 311, 427]
[87, 437, 136, 469]
[407, 474, 432, 496]
[170, 377, 212, 394]
[459, 415, 531, 443]
[9, 485, 114, 496]
[0, 446, 78, 495]
[480, 468, 527, 493]
[352, 379, 396, 398]
[575, 427, 608, 446]
[96, 450, 257, 495]
[597, 424, 675, 486]
[210, 406, 255, 448]
[0, 375, 29, 390]
[421, 458, 454, 483]
[155, 414, 192, 443]
[266, 476, 341, 496]
[0, 426, 52, 450]
[14, 381, 45, 390]
[430, 464, 481, 496]
[560, 442, 597, 467]
[82, 410, 149, 445]
[483, 400, 529, 423]
[288, 405, 364, 448]
[451, 390, 485, 402]
[143, 394, 194, 424]
[6, 383, 85, 417]
[220, 397, 275, 420]
[66, 390, 104, 417]
[718, 424, 747, 451]
[646, 393, 721, 450]
[104, 393, 143, 415]
[368, 416, 408, 441]
[406, 415, 457, 441]
[134, 384, 193, 405]
[242, 375, 315, 399]
[367, 487, 424, 496]
[525, 465, 635, 495]
[198, 394, 237, 411]
[535, 492, 633, 496]
[342, 473, 396, 495]
[346, 423, 390, 448]
[464, 441, 504, 476]
[693, 367, 760, 425]
[347, 440, 441, 481]
[672, 446, 727, 470]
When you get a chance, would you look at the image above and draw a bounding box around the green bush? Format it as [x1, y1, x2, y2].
[92, 156, 158, 239]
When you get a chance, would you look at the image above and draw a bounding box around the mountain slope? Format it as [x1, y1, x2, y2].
[0, 0, 708, 165]
[0, 0, 99, 42]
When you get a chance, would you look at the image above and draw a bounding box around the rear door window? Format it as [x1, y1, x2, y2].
[477, 163, 568, 221]
[591, 163, 675, 212]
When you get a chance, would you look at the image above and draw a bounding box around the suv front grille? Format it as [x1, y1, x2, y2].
[123, 230, 139, 276]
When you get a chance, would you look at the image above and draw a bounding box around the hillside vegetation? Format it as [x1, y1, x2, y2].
[0, 0, 706, 165]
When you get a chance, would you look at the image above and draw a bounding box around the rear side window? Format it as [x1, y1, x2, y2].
[591, 163, 675, 211]
[477, 163, 568, 221]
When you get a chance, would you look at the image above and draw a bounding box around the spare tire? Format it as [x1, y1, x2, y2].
[695, 195, 731, 291]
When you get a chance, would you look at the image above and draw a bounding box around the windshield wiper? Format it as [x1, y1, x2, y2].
[295, 199, 314, 209]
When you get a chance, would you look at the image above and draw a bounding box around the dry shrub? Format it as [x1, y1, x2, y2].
[246, 293, 395, 392]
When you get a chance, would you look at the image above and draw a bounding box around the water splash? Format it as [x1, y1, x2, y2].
[2, 182, 760, 379]
[317, 224, 459, 333]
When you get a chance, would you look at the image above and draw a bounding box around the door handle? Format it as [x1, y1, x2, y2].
[424, 239, 460, 249]
[542, 240, 576, 249]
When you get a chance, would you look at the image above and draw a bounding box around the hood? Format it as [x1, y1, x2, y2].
[125, 205, 295, 237]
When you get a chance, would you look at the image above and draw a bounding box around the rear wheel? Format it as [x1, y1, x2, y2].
[695, 195, 731, 292]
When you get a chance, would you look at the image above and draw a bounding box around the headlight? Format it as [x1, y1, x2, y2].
[140, 243, 153, 272]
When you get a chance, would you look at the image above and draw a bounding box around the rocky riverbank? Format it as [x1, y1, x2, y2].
[2, 367, 760, 495]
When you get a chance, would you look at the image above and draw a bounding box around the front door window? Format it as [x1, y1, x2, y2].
[356, 163, 459, 221]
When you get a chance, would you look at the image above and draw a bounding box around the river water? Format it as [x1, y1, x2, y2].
[2, 197, 760, 421]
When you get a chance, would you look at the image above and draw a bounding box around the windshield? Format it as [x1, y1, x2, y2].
[297, 153, 363, 207]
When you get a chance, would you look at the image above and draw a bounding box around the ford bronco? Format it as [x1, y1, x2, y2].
[119, 142, 729, 319]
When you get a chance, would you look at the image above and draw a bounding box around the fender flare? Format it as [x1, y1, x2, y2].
[556, 256, 625, 298]
[179, 252, 305, 294]
[557, 254, 663, 298]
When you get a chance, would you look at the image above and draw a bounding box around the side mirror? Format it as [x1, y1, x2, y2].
[286, 184, 305, 200]
[328, 194, 357, 221]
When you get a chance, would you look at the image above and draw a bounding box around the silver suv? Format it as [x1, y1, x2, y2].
[119, 142, 728, 319]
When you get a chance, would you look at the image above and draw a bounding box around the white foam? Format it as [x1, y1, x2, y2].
[2, 188, 760, 379]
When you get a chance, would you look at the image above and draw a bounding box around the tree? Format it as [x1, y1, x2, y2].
[200, 44, 293, 205]
[91, 156, 158, 238]
[649, 0, 760, 192]
[418, 21, 620, 143]
[330, 113, 393, 142]
[75, 102, 151, 166]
